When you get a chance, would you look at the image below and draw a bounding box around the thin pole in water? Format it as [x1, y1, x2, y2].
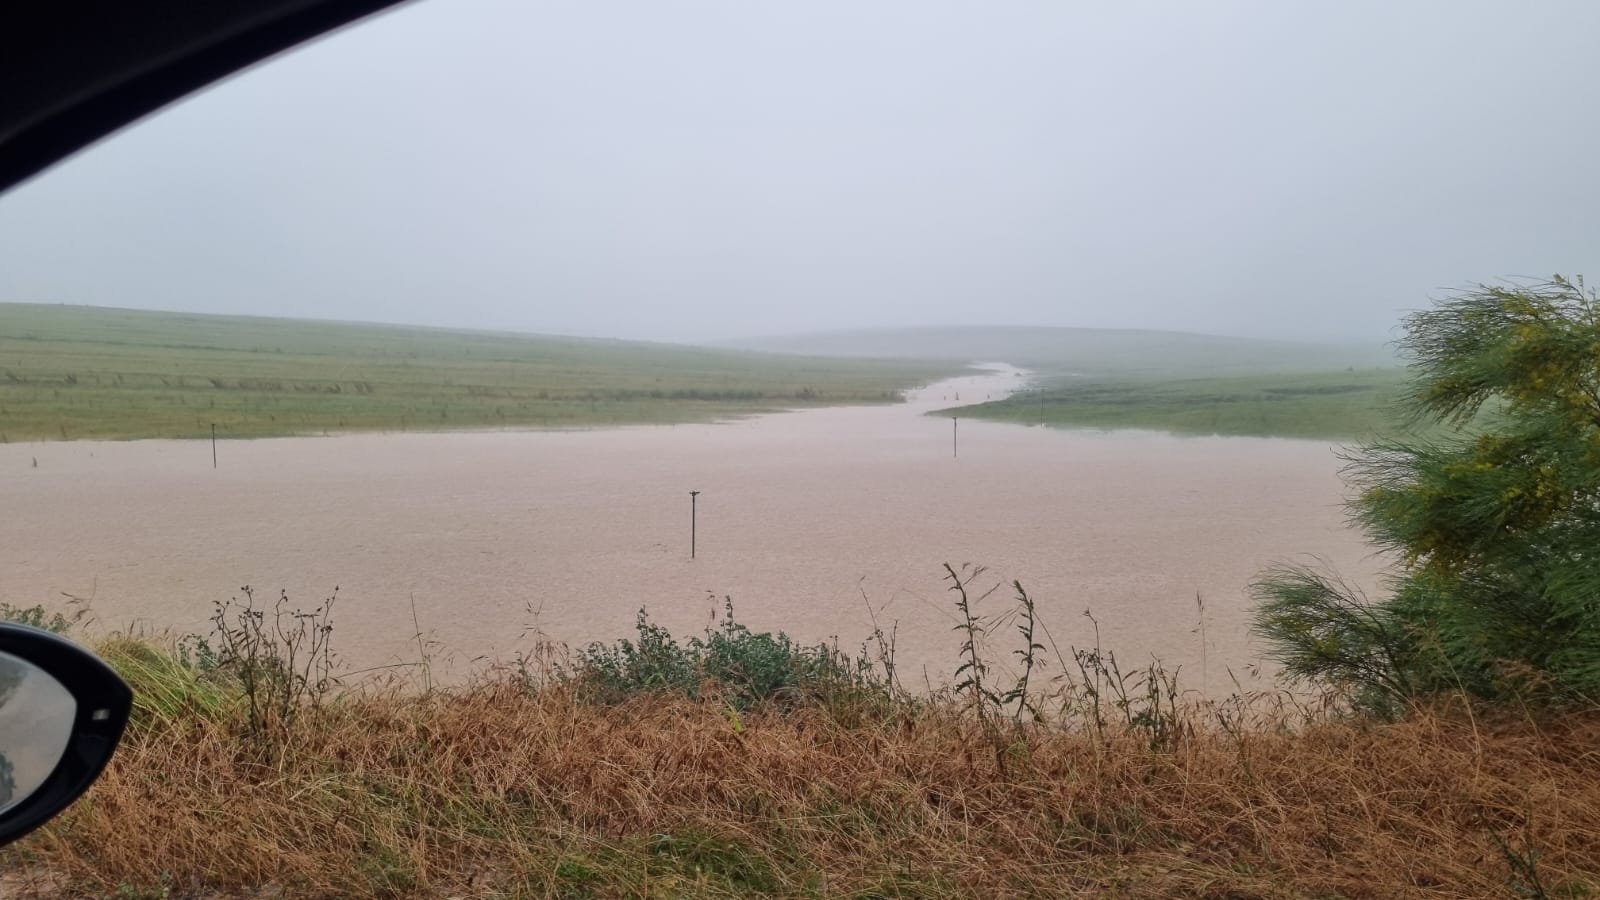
[690, 490, 700, 559]
[211, 423, 217, 469]
[952, 416, 958, 459]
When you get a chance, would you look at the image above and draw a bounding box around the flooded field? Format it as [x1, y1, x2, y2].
[0, 365, 1382, 694]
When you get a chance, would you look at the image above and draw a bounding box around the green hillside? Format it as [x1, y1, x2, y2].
[0, 304, 959, 441]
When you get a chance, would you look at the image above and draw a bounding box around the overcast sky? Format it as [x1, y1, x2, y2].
[1, 0, 1597, 344]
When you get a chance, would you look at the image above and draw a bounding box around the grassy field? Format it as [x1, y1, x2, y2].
[725, 325, 1394, 376]
[5, 592, 1595, 899]
[951, 368, 1416, 441]
[0, 304, 960, 441]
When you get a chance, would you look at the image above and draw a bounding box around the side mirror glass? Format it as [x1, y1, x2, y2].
[0, 652, 77, 813]
[0, 623, 132, 847]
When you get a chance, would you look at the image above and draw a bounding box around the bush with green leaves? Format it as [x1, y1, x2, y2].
[1254, 276, 1600, 709]
[572, 599, 886, 711]
[0, 602, 73, 635]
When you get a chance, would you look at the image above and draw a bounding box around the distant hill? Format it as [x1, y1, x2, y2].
[720, 326, 1397, 377]
[0, 304, 956, 441]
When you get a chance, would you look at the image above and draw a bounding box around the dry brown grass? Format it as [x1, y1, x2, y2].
[7, 651, 1600, 899]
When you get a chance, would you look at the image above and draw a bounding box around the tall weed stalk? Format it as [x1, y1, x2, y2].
[199, 586, 339, 740]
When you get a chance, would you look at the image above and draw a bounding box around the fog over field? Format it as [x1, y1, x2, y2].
[2, 0, 1599, 343]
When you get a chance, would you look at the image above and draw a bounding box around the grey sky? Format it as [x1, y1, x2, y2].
[1, 0, 1597, 344]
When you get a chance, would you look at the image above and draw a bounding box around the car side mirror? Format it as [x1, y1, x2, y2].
[0, 622, 132, 847]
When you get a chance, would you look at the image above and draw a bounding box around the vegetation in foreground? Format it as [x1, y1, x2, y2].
[1255, 277, 1600, 712]
[0, 304, 959, 441]
[948, 368, 1412, 441]
[3, 571, 1598, 899]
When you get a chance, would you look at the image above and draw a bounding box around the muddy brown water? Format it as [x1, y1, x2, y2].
[0, 365, 1383, 695]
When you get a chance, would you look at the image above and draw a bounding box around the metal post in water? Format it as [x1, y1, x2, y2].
[952, 416, 958, 459]
[211, 423, 217, 469]
[690, 490, 700, 558]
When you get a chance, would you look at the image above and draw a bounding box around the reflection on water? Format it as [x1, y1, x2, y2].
[0, 364, 1382, 695]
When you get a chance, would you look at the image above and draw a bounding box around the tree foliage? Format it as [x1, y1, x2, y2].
[1254, 276, 1600, 708]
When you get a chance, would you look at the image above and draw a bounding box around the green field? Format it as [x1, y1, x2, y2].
[726, 325, 1394, 376]
[731, 325, 1409, 440]
[0, 304, 961, 441]
[950, 368, 1416, 441]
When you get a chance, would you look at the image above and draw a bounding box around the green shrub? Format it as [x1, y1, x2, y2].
[1249, 565, 1423, 716]
[572, 599, 886, 711]
[1255, 277, 1600, 707]
[0, 602, 73, 634]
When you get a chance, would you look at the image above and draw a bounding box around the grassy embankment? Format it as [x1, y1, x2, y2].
[0, 304, 961, 441]
[955, 368, 1413, 441]
[3, 583, 1596, 899]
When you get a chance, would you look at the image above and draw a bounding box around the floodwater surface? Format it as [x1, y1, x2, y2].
[0, 365, 1382, 694]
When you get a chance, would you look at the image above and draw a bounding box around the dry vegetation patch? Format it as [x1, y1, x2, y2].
[9, 667, 1599, 898]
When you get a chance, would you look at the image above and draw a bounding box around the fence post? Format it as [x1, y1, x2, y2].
[690, 490, 700, 558]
